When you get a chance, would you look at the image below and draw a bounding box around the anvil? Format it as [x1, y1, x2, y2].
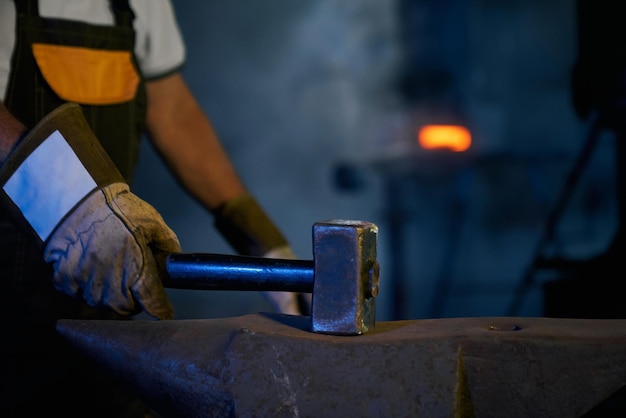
[57, 314, 626, 417]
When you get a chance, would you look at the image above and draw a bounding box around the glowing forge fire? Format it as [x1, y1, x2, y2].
[418, 125, 471, 152]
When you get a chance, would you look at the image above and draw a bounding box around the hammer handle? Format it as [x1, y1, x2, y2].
[163, 253, 314, 293]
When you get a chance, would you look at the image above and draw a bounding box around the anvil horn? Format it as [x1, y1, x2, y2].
[57, 314, 626, 417]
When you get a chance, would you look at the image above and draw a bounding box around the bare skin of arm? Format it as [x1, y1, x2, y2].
[0, 101, 27, 164]
[2, 73, 248, 212]
[144, 73, 248, 211]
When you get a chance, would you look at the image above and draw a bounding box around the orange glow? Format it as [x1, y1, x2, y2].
[418, 125, 471, 152]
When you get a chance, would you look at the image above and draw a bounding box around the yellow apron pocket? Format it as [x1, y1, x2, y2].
[32, 43, 140, 105]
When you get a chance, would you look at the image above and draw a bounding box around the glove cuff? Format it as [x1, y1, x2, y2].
[263, 245, 296, 260]
[212, 194, 289, 257]
[0, 103, 124, 246]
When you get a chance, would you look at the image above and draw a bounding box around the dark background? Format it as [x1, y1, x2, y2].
[131, 0, 621, 322]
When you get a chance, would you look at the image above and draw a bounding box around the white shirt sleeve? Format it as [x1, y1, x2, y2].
[131, 0, 187, 79]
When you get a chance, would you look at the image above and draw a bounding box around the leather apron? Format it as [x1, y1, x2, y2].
[0, 1, 150, 415]
[4, 0, 146, 180]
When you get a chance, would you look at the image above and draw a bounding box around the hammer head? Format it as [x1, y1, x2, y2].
[311, 220, 379, 335]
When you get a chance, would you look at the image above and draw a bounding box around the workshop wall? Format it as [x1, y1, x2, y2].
[132, 0, 617, 321]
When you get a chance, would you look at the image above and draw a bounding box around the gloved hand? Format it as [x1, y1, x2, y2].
[213, 194, 310, 315]
[0, 103, 180, 319]
[263, 245, 312, 315]
[44, 182, 180, 319]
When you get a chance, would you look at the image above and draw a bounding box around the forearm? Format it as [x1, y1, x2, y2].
[145, 74, 248, 211]
[0, 101, 28, 163]
[144, 74, 304, 313]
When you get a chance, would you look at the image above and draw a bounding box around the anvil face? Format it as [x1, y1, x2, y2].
[57, 314, 626, 417]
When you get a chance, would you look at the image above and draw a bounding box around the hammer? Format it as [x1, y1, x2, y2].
[163, 220, 379, 335]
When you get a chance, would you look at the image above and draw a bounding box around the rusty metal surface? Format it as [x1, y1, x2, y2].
[311, 220, 378, 335]
[56, 314, 626, 418]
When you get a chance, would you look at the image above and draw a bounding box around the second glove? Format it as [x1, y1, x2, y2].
[213, 194, 310, 315]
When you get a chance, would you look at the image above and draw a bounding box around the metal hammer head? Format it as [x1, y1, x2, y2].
[311, 220, 379, 335]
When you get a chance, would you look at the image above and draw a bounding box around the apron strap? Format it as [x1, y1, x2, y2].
[110, 0, 135, 28]
[12, 0, 134, 28]
[13, 0, 39, 17]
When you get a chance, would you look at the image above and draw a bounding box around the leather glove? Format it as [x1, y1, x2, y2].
[213, 194, 310, 315]
[263, 245, 312, 315]
[0, 103, 180, 319]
